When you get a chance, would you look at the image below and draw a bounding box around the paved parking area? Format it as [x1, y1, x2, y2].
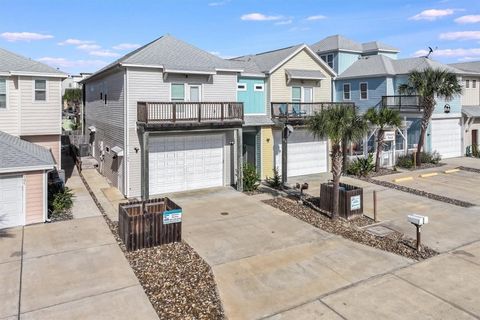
[0, 217, 158, 320]
[170, 188, 412, 320]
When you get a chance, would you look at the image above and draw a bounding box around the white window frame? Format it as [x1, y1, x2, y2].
[302, 86, 313, 103]
[170, 83, 186, 102]
[0, 78, 7, 109]
[33, 79, 47, 103]
[343, 83, 351, 101]
[237, 83, 247, 91]
[466, 80, 470, 88]
[473, 80, 477, 89]
[187, 84, 202, 102]
[360, 82, 368, 100]
[254, 83, 264, 92]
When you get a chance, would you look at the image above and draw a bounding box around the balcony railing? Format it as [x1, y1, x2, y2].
[381, 95, 423, 112]
[137, 102, 244, 126]
[271, 102, 355, 121]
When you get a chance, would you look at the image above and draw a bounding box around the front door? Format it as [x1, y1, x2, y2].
[473, 130, 478, 147]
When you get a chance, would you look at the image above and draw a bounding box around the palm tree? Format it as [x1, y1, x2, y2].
[399, 67, 462, 165]
[307, 104, 367, 219]
[364, 107, 402, 172]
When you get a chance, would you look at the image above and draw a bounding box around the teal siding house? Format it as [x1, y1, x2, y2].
[237, 77, 266, 114]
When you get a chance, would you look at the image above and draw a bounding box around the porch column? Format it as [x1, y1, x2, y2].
[281, 126, 288, 185]
[403, 116, 408, 154]
[141, 130, 150, 200]
[236, 128, 243, 192]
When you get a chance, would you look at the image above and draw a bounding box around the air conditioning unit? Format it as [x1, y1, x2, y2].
[77, 144, 90, 157]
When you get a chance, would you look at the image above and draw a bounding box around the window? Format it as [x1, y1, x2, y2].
[171, 84, 185, 102]
[292, 87, 302, 103]
[303, 87, 313, 103]
[343, 83, 351, 100]
[292, 86, 313, 103]
[321, 54, 334, 69]
[237, 83, 247, 91]
[466, 80, 470, 88]
[0, 79, 6, 109]
[254, 84, 264, 92]
[189, 85, 201, 102]
[360, 82, 368, 100]
[34, 80, 46, 101]
[473, 80, 477, 88]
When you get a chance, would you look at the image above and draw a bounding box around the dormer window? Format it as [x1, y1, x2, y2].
[320, 54, 334, 69]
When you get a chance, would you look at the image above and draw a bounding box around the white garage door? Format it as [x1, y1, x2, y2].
[0, 175, 23, 229]
[275, 129, 328, 177]
[149, 134, 224, 195]
[431, 118, 461, 159]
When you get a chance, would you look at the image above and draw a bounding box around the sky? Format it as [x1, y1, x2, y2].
[0, 0, 479, 74]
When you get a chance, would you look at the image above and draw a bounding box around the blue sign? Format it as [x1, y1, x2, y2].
[163, 209, 182, 224]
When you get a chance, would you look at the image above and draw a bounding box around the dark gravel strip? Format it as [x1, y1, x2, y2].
[78, 170, 225, 320]
[263, 197, 438, 261]
[458, 166, 480, 174]
[355, 176, 476, 208]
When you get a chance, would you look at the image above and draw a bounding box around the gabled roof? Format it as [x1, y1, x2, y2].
[338, 55, 463, 79]
[232, 44, 335, 76]
[0, 131, 55, 172]
[361, 41, 399, 53]
[449, 61, 480, 75]
[310, 35, 363, 54]
[0, 47, 66, 77]
[83, 35, 242, 81]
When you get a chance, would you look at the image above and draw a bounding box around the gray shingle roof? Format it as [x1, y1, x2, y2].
[449, 61, 480, 74]
[286, 69, 326, 80]
[463, 106, 480, 118]
[361, 41, 399, 53]
[0, 47, 66, 75]
[338, 55, 463, 79]
[0, 131, 55, 171]
[310, 35, 363, 53]
[84, 35, 240, 81]
[232, 45, 303, 74]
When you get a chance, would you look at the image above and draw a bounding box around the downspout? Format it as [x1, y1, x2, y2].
[124, 67, 129, 197]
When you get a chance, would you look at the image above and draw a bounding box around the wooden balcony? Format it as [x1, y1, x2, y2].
[137, 102, 244, 130]
[381, 95, 423, 113]
[271, 102, 355, 123]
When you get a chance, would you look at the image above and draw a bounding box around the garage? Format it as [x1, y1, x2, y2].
[149, 134, 225, 195]
[431, 118, 461, 159]
[275, 129, 328, 177]
[0, 175, 24, 229]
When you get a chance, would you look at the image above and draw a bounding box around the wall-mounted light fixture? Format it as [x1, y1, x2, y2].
[229, 141, 235, 145]
[444, 104, 451, 114]
[134, 147, 139, 153]
[266, 138, 270, 143]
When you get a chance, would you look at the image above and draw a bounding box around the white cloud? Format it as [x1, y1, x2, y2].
[37, 57, 107, 69]
[58, 38, 94, 46]
[89, 49, 121, 57]
[0, 32, 53, 42]
[440, 31, 480, 40]
[112, 43, 141, 50]
[241, 13, 283, 21]
[208, 0, 229, 6]
[455, 15, 480, 24]
[306, 15, 327, 21]
[77, 44, 101, 51]
[409, 8, 456, 21]
[289, 26, 311, 32]
[413, 47, 480, 58]
[275, 19, 293, 25]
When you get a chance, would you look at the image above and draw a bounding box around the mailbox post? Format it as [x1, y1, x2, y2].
[407, 214, 429, 251]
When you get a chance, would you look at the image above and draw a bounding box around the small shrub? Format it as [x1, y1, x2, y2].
[396, 154, 414, 168]
[266, 167, 282, 189]
[396, 151, 441, 168]
[473, 144, 479, 158]
[50, 187, 74, 214]
[243, 163, 260, 192]
[347, 154, 375, 177]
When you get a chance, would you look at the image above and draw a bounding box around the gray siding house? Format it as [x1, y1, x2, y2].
[82, 35, 244, 199]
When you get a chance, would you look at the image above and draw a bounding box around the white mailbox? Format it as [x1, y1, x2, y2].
[408, 214, 429, 226]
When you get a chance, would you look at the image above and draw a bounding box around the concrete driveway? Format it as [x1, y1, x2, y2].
[169, 188, 412, 320]
[0, 217, 158, 320]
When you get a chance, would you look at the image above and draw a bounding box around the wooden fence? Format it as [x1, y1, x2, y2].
[118, 198, 182, 251]
[319, 182, 363, 220]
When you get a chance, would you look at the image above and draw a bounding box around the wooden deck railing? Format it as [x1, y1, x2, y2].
[382, 95, 423, 112]
[137, 102, 244, 124]
[271, 102, 355, 120]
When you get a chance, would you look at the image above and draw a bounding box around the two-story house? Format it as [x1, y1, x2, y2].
[82, 35, 244, 199]
[449, 61, 480, 153]
[0, 47, 66, 228]
[232, 44, 336, 180]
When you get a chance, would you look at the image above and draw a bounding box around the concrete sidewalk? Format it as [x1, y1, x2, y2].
[0, 217, 158, 320]
[65, 166, 100, 219]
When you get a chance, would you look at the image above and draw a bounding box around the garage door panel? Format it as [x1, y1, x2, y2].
[431, 119, 461, 159]
[0, 176, 23, 229]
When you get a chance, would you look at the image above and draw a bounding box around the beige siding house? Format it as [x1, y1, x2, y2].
[0, 48, 66, 228]
[83, 35, 244, 199]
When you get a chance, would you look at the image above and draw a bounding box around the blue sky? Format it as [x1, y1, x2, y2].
[0, 0, 479, 74]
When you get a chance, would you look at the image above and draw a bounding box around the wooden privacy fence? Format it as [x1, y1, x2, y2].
[118, 198, 182, 251]
[319, 182, 363, 220]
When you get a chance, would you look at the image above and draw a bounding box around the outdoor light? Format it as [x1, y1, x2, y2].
[444, 104, 451, 113]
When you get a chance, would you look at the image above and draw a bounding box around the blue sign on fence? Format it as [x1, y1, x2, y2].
[163, 209, 182, 224]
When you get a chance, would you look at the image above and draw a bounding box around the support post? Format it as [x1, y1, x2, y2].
[281, 126, 288, 185]
[373, 190, 377, 222]
[236, 128, 243, 192]
[416, 225, 421, 251]
[141, 130, 150, 200]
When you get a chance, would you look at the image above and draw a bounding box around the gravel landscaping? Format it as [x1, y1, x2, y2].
[48, 210, 73, 222]
[263, 197, 438, 261]
[79, 171, 225, 320]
